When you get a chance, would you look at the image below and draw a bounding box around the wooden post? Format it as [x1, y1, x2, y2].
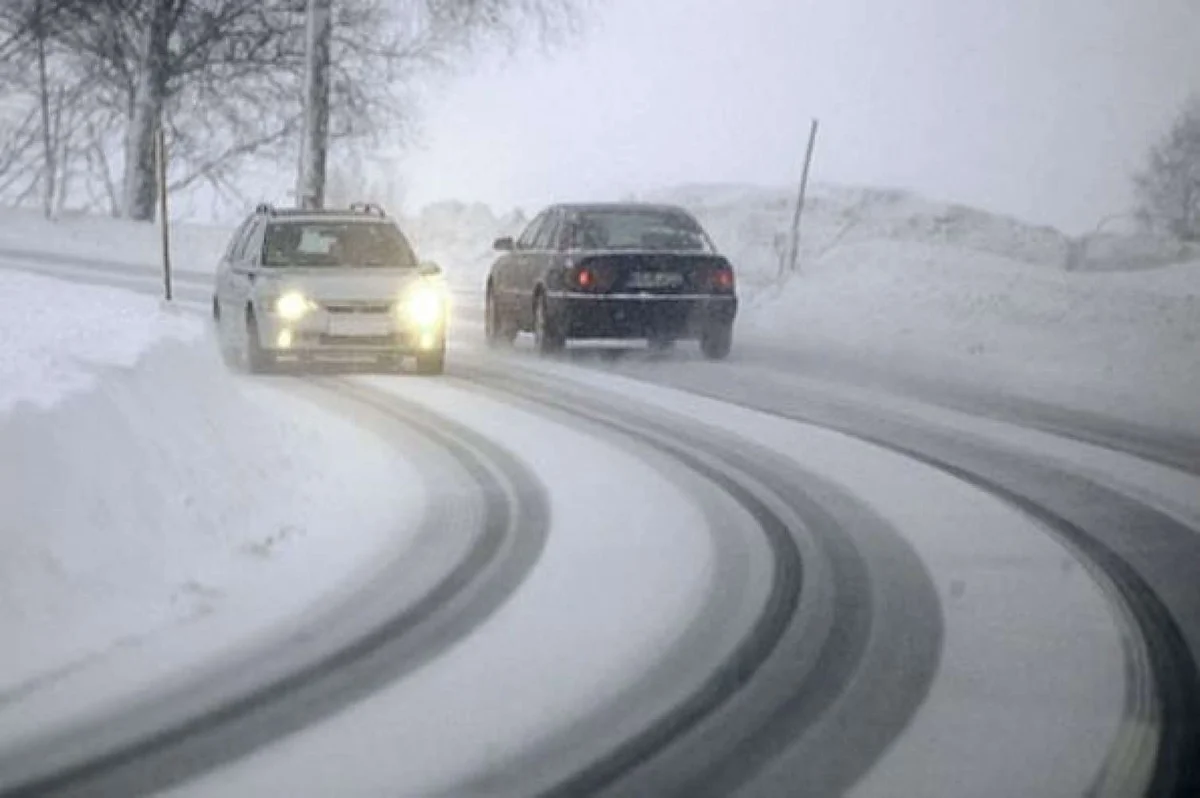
[154, 123, 172, 301]
[786, 118, 820, 275]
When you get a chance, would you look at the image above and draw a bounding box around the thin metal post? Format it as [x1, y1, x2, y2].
[786, 118, 820, 275]
[154, 123, 172, 301]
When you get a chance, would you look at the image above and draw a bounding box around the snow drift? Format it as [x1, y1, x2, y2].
[0, 272, 421, 702]
[739, 240, 1200, 429]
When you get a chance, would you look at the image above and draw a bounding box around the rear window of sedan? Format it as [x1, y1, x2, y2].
[565, 209, 714, 252]
[263, 221, 418, 268]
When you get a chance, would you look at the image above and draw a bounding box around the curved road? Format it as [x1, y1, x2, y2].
[1, 256, 1198, 797]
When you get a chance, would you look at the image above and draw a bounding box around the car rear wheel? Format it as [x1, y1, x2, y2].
[485, 288, 517, 347]
[700, 322, 733, 360]
[533, 294, 565, 355]
[648, 334, 676, 353]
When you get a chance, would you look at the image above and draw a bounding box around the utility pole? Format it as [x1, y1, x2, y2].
[785, 118, 820, 275]
[296, 0, 332, 210]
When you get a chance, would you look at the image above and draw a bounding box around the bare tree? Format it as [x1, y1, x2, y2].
[1, 0, 587, 220]
[1135, 98, 1200, 241]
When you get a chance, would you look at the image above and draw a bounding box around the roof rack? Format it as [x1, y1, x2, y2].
[349, 201, 387, 218]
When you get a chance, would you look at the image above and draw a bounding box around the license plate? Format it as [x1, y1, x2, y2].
[627, 271, 684, 289]
[327, 314, 393, 337]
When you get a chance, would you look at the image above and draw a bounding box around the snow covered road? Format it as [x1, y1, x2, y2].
[2, 256, 1199, 797]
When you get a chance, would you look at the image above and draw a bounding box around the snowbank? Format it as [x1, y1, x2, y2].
[0, 272, 421, 701]
[1071, 232, 1200, 273]
[0, 271, 198, 412]
[0, 208, 230, 277]
[643, 183, 1072, 291]
[742, 241, 1200, 430]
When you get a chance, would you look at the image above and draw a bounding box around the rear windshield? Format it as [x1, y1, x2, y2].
[567, 209, 713, 252]
[262, 221, 418, 268]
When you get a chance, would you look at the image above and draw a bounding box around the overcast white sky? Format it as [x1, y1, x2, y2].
[398, 0, 1200, 233]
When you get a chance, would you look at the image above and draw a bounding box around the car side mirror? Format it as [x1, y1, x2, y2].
[418, 260, 443, 277]
[493, 236, 515, 252]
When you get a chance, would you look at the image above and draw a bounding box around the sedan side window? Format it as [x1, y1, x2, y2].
[517, 212, 548, 250]
[533, 211, 562, 251]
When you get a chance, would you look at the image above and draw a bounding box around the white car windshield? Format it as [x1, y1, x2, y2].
[263, 221, 418, 268]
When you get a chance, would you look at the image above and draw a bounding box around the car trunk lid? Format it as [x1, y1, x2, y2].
[569, 252, 734, 295]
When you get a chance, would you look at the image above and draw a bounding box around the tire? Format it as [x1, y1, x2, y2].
[415, 344, 446, 375]
[700, 322, 733, 360]
[485, 287, 517, 347]
[533, 293, 565, 355]
[243, 310, 276, 374]
[648, 335, 676, 353]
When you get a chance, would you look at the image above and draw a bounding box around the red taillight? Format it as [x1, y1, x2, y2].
[577, 268, 594, 288]
[712, 268, 735, 290]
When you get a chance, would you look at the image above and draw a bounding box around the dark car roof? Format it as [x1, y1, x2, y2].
[263, 212, 394, 225]
[553, 202, 696, 216]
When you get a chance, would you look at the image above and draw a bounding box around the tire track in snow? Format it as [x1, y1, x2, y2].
[451, 365, 943, 798]
[542, 354, 1200, 797]
[0, 380, 550, 798]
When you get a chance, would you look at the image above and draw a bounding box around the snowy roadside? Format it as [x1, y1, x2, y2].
[0, 209, 229, 278]
[0, 271, 424, 712]
[740, 241, 1200, 433]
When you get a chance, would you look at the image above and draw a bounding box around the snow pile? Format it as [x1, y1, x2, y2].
[644, 183, 1072, 290]
[0, 271, 198, 412]
[0, 208, 229, 277]
[0, 271, 419, 701]
[743, 241, 1200, 428]
[1071, 232, 1200, 273]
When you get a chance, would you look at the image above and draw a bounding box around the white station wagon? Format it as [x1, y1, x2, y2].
[212, 203, 448, 374]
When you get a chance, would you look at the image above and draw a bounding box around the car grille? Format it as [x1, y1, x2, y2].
[318, 335, 401, 346]
[323, 302, 394, 314]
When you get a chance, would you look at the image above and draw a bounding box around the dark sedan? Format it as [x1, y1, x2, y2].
[484, 203, 738, 358]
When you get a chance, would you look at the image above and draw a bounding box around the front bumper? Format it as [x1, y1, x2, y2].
[546, 292, 737, 339]
[256, 309, 444, 356]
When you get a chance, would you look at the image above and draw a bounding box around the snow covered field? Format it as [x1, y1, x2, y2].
[0, 271, 422, 717]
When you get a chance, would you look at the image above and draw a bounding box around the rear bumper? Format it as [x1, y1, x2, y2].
[546, 292, 737, 339]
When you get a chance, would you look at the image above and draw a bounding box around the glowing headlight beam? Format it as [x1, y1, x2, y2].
[275, 291, 312, 321]
[405, 287, 444, 328]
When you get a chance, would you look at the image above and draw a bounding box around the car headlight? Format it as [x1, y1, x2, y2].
[404, 286, 444, 327]
[275, 291, 313, 321]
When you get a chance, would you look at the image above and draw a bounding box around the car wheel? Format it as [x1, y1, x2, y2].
[415, 342, 446, 375]
[648, 335, 676, 353]
[244, 310, 276, 374]
[700, 322, 733, 360]
[533, 293, 565, 355]
[485, 288, 517, 347]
